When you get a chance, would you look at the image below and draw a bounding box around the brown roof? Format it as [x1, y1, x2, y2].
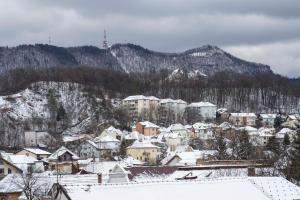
[125, 166, 178, 180]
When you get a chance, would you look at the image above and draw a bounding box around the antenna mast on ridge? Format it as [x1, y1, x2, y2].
[102, 30, 108, 49]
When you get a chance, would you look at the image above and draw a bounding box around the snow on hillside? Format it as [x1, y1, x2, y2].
[0, 81, 116, 146]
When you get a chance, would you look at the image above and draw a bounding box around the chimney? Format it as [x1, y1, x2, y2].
[247, 167, 256, 176]
[98, 173, 102, 184]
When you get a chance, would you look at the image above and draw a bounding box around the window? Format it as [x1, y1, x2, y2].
[8, 168, 11, 174]
[0, 168, 4, 174]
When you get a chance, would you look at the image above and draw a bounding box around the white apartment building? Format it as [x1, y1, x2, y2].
[159, 98, 187, 123]
[186, 102, 217, 122]
[123, 95, 160, 121]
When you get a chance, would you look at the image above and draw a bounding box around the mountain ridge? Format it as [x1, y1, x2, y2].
[0, 43, 272, 75]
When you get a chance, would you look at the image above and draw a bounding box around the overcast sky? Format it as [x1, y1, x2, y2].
[0, 0, 299, 77]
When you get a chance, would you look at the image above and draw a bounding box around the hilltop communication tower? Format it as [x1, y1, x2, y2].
[103, 30, 109, 49]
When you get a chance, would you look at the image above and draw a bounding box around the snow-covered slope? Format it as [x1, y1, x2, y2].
[110, 44, 272, 75]
[0, 82, 116, 147]
[0, 43, 272, 76]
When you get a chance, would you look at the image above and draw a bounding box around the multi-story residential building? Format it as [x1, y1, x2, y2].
[186, 102, 217, 122]
[159, 99, 187, 124]
[229, 113, 257, 127]
[123, 95, 160, 122]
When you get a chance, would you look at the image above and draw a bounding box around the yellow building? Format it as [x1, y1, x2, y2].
[126, 140, 160, 165]
[135, 121, 160, 136]
[0, 157, 23, 179]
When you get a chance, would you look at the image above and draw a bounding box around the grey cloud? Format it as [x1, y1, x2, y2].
[0, 0, 300, 76]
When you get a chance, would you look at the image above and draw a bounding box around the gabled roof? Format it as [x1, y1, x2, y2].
[139, 121, 159, 128]
[127, 140, 160, 149]
[160, 98, 187, 104]
[123, 95, 159, 101]
[96, 135, 120, 143]
[0, 157, 23, 173]
[23, 148, 51, 155]
[188, 102, 216, 107]
[259, 114, 277, 119]
[230, 113, 256, 118]
[8, 155, 37, 164]
[166, 123, 186, 132]
[48, 146, 79, 161]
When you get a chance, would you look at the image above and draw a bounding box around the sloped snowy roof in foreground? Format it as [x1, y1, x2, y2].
[63, 176, 300, 200]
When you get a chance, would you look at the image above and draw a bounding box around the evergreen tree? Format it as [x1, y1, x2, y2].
[56, 103, 66, 121]
[47, 89, 57, 118]
[266, 136, 281, 157]
[286, 133, 300, 183]
[283, 133, 291, 146]
[274, 114, 282, 131]
[216, 133, 228, 160]
[237, 131, 253, 160]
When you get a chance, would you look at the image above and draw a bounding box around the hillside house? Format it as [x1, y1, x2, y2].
[76, 140, 101, 159]
[48, 146, 80, 174]
[16, 148, 51, 160]
[0, 157, 22, 179]
[258, 114, 277, 127]
[126, 140, 160, 165]
[134, 121, 160, 136]
[94, 135, 120, 156]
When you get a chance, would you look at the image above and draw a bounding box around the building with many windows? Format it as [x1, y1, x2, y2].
[123, 95, 160, 122]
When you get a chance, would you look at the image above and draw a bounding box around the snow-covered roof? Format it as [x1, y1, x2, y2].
[48, 146, 79, 161]
[193, 122, 212, 130]
[230, 113, 257, 118]
[123, 95, 159, 101]
[260, 114, 277, 119]
[106, 126, 123, 136]
[62, 177, 299, 200]
[95, 135, 120, 143]
[188, 102, 216, 107]
[218, 122, 235, 130]
[277, 128, 293, 134]
[166, 123, 186, 132]
[23, 148, 51, 155]
[165, 150, 217, 166]
[217, 108, 228, 113]
[288, 114, 300, 120]
[249, 176, 300, 200]
[160, 98, 187, 104]
[244, 126, 258, 132]
[0, 174, 23, 193]
[122, 156, 145, 166]
[127, 140, 160, 149]
[139, 121, 160, 128]
[8, 155, 37, 164]
[124, 131, 140, 140]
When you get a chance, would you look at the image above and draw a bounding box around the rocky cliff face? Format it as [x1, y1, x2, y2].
[0, 43, 272, 76]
